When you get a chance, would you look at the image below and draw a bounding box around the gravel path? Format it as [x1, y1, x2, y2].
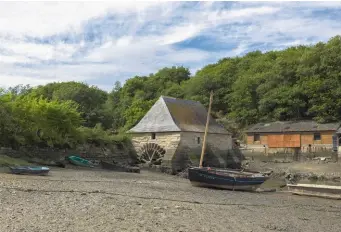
[1, 168, 341, 232]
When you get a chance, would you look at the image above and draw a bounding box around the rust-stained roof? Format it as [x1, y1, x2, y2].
[246, 121, 340, 133]
[128, 96, 230, 134]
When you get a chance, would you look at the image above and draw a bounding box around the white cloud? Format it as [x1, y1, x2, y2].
[0, 54, 31, 64]
[0, 2, 341, 90]
[0, 2, 161, 37]
[1, 40, 78, 61]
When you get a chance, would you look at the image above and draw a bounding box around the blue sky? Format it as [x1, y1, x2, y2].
[1, 1, 341, 91]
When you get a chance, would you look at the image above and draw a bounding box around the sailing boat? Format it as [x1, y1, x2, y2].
[188, 91, 270, 191]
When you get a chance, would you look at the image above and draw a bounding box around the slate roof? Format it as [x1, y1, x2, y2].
[246, 121, 340, 133]
[128, 96, 230, 134]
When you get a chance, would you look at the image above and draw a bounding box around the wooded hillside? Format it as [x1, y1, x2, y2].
[1, 35, 341, 147]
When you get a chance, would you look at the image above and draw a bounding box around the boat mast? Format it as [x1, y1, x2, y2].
[199, 91, 213, 168]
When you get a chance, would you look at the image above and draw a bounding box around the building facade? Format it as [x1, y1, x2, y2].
[246, 121, 340, 154]
[127, 96, 239, 172]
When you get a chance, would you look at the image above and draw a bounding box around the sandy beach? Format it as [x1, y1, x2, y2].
[1, 168, 341, 232]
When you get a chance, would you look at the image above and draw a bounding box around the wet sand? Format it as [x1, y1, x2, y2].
[1, 168, 341, 232]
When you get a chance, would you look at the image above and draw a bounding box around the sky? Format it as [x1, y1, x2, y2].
[1, 1, 341, 91]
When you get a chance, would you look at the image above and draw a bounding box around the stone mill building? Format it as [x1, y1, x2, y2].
[128, 96, 241, 172]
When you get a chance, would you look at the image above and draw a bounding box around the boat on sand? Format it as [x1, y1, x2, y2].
[188, 167, 269, 191]
[67, 155, 94, 168]
[188, 91, 269, 191]
[9, 166, 50, 175]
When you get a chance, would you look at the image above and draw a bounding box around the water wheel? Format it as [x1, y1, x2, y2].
[138, 143, 166, 166]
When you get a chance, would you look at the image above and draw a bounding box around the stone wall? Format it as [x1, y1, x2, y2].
[130, 132, 181, 166]
[0, 142, 135, 165]
[176, 132, 241, 169]
[177, 132, 228, 166]
[130, 132, 242, 172]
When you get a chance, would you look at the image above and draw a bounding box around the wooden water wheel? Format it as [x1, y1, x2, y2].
[138, 143, 166, 166]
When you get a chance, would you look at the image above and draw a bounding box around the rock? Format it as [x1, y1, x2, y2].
[80, 193, 87, 196]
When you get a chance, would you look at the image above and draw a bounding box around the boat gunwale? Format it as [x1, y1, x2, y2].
[189, 167, 268, 178]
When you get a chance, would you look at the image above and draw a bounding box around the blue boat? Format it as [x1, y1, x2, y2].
[9, 166, 50, 175]
[188, 167, 269, 191]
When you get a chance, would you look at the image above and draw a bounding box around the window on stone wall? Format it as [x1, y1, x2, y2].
[197, 137, 201, 144]
[314, 133, 321, 141]
[254, 134, 260, 142]
[151, 133, 156, 140]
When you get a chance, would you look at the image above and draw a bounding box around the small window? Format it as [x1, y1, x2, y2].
[314, 133, 321, 141]
[151, 133, 156, 140]
[196, 137, 201, 144]
[254, 134, 260, 142]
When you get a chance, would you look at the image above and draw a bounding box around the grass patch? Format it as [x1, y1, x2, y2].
[0, 155, 31, 166]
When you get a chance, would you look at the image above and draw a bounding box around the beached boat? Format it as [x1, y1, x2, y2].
[188, 167, 269, 191]
[187, 91, 269, 191]
[287, 183, 341, 200]
[67, 155, 94, 167]
[101, 161, 140, 173]
[9, 166, 50, 175]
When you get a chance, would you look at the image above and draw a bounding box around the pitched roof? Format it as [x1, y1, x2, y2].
[128, 96, 230, 134]
[246, 121, 340, 133]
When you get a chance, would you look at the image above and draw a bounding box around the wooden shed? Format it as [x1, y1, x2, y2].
[245, 121, 340, 154]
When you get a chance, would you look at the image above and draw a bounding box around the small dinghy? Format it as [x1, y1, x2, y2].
[9, 166, 50, 175]
[188, 167, 269, 191]
[67, 155, 94, 168]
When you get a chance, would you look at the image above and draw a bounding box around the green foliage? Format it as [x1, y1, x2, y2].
[0, 92, 83, 148]
[0, 155, 31, 166]
[28, 81, 108, 128]
[2, 36, 341, 148]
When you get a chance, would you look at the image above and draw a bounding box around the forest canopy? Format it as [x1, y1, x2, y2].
[1, 35, 341, 147]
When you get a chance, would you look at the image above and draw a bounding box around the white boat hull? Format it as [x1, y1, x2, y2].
[287, 183, 341, 200]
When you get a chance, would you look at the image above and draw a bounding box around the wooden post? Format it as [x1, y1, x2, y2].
[199, 91, 213, 168]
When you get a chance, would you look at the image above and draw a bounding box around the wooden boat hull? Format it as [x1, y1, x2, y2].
[188, 167, 269, 191]
[101, 161, 140, 173]
[10, 166, 50, 175]
[287, 183, 341, 200]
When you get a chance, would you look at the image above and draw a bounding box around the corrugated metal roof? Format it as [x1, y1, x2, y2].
[246, 121, 340, 133]
[128, 96, 230, 134]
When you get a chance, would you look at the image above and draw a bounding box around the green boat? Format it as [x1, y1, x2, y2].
[67, 155, 94, 168]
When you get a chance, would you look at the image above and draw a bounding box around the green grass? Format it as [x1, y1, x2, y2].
[0, 155, 31, 166]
